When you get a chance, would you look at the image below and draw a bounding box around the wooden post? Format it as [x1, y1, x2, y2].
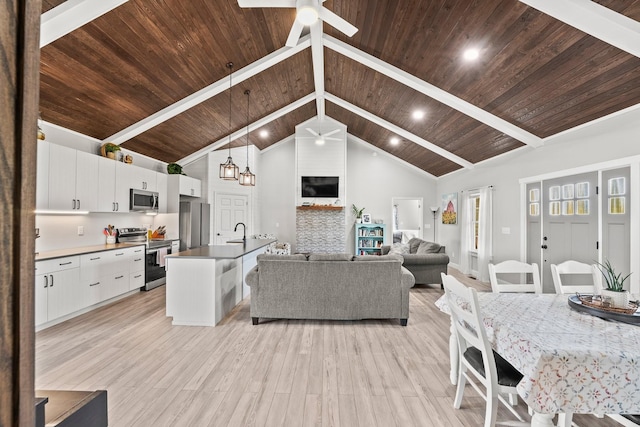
[0, 0, 41, 425]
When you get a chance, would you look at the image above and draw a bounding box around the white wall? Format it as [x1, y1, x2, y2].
[437, 106, 640, 268]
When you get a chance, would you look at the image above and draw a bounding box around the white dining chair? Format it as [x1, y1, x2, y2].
[488, 260, 542, 294]
[551, 260, 601, 295]
[442, 274, 528, 427]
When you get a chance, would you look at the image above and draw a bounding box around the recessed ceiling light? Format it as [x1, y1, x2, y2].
[390, 137, 400, 145]
[259, 130, 269, 138]
[463, 48, 480, 61]
[411, 110, 425, 120]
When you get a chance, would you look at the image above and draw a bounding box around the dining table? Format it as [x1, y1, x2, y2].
[435, 292, 640, 427]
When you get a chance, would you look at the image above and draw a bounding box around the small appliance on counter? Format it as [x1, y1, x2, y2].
[117, 227, 174, 291]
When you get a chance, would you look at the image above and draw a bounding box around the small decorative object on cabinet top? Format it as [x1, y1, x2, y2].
[167, 162, 186, 175]
[361, 213, 372, 224]
[100, 142, 121, 160]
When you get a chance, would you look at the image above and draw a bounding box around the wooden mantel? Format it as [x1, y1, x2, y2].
[296, 205, 344, 211]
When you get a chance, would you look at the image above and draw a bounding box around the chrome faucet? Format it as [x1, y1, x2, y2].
[234, 222, 246, 241]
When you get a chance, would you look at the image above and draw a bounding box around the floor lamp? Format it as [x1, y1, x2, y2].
[430, 206, 439, 241]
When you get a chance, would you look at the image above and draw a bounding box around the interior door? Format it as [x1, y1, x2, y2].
[540, 172, 598, 292]
[215, 193, 248, 244]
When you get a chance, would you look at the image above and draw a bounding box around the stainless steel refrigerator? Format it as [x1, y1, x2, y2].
[179, 201, 211, 251]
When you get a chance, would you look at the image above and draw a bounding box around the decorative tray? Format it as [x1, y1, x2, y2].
[568, 294, 640, 325]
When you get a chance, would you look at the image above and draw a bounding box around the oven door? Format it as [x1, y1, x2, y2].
[145, 244, 171, 290]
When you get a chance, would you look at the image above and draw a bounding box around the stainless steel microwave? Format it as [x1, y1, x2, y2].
[130, 189, 159, 212]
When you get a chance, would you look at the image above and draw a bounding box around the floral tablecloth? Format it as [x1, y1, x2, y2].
[436, 293, 640, 415]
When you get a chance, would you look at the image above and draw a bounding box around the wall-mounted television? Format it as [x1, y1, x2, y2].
[301, 176, 339, 198]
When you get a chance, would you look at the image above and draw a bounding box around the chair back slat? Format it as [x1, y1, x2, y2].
[551, 260, 599, 294]
[488, 260, 541, 294]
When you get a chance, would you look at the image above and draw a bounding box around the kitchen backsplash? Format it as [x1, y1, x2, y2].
[36, 212, 179, 253]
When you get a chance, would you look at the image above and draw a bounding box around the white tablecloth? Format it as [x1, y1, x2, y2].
[436, 293, 640, 415]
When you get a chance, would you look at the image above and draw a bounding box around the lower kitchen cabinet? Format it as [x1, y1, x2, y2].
[37, 245, 146, 328]
[35, 256, 81, 326]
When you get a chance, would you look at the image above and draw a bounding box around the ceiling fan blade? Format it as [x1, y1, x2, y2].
[306, 127, 320, 136]
[324, 128, 341, 137]
[285, 19, 305, 47]
[318, 7, 357, 37]
[237, 0, 295, 7]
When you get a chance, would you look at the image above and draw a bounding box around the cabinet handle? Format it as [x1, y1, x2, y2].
[134, 258, 142, 262]
[115, 252, 124, 256]
[134, 274, 142, 278]
[50, 274, 54, 287]
[44, 275, 48, 288]
[89, 281, 100, 287]
[112, 202, 116, 211]
[115, 275, 124, 279]
[116, 202, 119, 211]
[72, 199, 76, 209]
[59, 261, 72, 266]
[90, 257, 101, 260]
[77, 199, 80, 209]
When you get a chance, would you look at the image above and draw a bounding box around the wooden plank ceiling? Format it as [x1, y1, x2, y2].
[39, 0, 640, 177]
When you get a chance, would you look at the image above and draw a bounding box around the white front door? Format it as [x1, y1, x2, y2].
[214, 193, 248, 244]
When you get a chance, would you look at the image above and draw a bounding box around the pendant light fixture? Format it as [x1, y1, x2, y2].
[219, 62, 239, 180]
[239, 89, 256, 186]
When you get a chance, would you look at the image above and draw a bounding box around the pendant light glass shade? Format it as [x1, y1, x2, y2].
[239, 89, 256, 187]
[219, 62, 239, 180]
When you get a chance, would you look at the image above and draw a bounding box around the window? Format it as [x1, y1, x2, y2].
[471, 195, 480, 251]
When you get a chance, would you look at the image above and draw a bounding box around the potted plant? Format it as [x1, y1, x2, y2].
[167, 162, 186, 175]
[101, 142, 121, 160]
[352, 204, 365, 223]
[595, 259, 631, 308]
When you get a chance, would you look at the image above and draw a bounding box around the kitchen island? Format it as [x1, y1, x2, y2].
[165, 239, 274, 326]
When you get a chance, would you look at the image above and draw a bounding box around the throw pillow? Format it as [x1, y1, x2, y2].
[308, 253, 352, 261]
[416, 241, 441, 254]
[407, 238, 423, 254]
[388, 243, 409, 255]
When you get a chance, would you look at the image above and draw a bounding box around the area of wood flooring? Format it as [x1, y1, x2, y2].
[35, 269, 615, 426]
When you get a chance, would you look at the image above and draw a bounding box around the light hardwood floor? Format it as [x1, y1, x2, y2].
[36, 269, 615, 426]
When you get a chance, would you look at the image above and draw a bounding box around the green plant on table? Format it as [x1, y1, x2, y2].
[352, 204, 365, 218]
[595, 259, 631, 292]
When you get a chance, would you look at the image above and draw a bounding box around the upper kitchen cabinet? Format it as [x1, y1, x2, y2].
[97, 157, 128, 213]
[157, 173, 168, 213]
[36, 141, 50, 210]
[167, 174, 203, 212]
[125, 163, 157, 192]
[47, 143, 98, 212]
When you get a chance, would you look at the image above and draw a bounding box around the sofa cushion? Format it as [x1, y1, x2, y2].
[407, 238, 423, 254]
[352, 254, 403, 262]
[416, 241, 441, 254]
[388, 243, 410, 255]
[402, 253, 450, 265]
[257, 254, 307, 261]
[308, 253, 352, 261]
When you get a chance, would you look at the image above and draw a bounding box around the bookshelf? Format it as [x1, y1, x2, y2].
[355, 224, 386, 255]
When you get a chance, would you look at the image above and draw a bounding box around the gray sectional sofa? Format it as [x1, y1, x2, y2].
[245, 253, 415, 326]
[381, 238, 449, 288]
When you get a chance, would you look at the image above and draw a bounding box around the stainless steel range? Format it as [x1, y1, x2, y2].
[117, 227, 174, 291]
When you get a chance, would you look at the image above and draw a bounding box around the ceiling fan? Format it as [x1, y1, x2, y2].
[306, 127, 341, 145]
[237, 0, 358, 47]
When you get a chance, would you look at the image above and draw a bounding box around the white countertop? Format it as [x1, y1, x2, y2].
[35, 243, 147, 261]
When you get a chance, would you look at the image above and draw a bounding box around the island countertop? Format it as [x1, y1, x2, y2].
[168, 239, 275, 260]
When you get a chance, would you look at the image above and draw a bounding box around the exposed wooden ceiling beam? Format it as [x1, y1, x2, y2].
[325, 93, 474, 169]
[104, 35, 312, 145]
[40, 0, 130, 48]
[323, 35, 543, 149]
[520, 0, 640, 59]
[179, 93, 316, 165]
[347, 134, 438, 180]
[310, 21, 325, 120]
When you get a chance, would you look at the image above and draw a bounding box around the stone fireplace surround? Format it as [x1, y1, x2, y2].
[296, 206, 346, 254]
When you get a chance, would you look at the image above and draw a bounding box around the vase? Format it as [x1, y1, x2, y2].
[601, 289, 629, 308]
[106, 152, 116, 160]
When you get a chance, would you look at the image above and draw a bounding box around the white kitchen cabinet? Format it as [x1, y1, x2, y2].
[179, 175, 201, 197]
[47, 144, 98, 212]
[167, 174, 203, 212]
[125, 163, 157, 192]
[156, 172, 168, 213]
[36, 140, 50, 210]
[35, 256, 81, 327]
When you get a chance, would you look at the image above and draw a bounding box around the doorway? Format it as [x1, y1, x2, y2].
[391, 197, 423, 243]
